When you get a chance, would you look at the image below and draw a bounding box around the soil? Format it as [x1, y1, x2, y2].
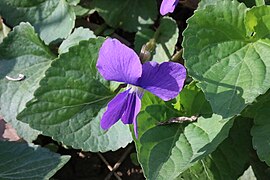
[31, 135, 144, 180]
[52, 142, 144, 180]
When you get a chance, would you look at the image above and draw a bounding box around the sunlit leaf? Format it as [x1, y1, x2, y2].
[183, 1, 270, 118]
[0, 23, 55, 142]
[0, 0, 75, 44]
[0, 141, 70, 179]
[18, 38, 133, 152]
[135, 84, 233, 179]
[173, 82, 212, 115]
[239, 166, 256, 180]
[180, 117, 252, 180]
[58, 27, 96, 54]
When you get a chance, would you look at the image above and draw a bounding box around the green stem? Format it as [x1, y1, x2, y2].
[255, 0, 265, 6]
[153, 26, 161, 42]
[139, 21, 163, 62]
[144, 25, 161, 53]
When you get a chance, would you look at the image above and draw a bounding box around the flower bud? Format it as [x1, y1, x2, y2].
[139, 44, 151, 62]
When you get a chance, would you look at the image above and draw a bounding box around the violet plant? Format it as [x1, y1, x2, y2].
[0, 0, 270, 179]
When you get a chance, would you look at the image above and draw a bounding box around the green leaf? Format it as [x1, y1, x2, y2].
[198, 0, 260, 9]
[137, 112, 233, 180]
[134, 17, 179, 63]
[58, 27, 96, 54]
[251, 100, 270, 166]
[245, 5, 270, 39]
[0, 0, 75, 44]
[135, 85, 233, 179]
[72, 0, 95, 17]
[92, 0, 157, 32]
[180, 117, 252, 180]
[18, 38, 133, 152]
[0, 23, 56, 142]
[0, 17, 10, 44]
[197, 0, 224, 9]
[241, 89, 270, 118]
[183, 1, 270, 118]
[173, 81, 212, 115]
[0, 141, 70, 180]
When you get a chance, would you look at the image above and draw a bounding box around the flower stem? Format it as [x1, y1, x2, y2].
[153, 26, 161, 42]
[255, 0, 265, 6]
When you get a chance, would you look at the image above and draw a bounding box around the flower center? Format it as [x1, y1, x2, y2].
[127, 85, 144, 99]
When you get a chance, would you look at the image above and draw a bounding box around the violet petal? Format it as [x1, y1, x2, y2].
[100, 89, 129, 130]
[97, 38, 142, 85]
[121, 92, 141, 138]
[160, 0, 179, 15]
[138, 62, 186, 101]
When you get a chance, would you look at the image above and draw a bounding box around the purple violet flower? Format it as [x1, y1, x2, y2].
[97, 38, 186, 138]
[160, 0, 179, 15]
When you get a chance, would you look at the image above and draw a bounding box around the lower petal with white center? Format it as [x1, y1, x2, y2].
[100, 90, 129, 130]
[100, 86, 143, 138]
[121, 90, 142, 138]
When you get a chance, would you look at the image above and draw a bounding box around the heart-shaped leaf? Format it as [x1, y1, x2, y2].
[137, 111, 233, 180]
[135, 84, 233, 179]
[18, 38, 133, 152]
[183, 1, 270, 118]
[0, 0, 75, 44]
